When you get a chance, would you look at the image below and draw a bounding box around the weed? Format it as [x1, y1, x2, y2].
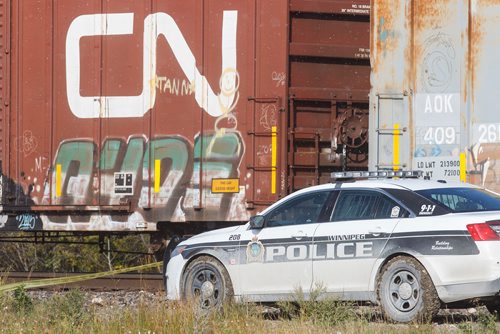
[277, 299, 298, 319]
[277, 284, 358, 328]
[458, 321, 474, 334]
[46, 289, 88, 327]
[476, 308, 498, 333]
[13, 285, 33, 313]
[0, 289, 496, 334]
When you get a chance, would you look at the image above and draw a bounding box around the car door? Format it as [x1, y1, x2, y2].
[312, 189, 409, 296]
[237, 190, 333, 300]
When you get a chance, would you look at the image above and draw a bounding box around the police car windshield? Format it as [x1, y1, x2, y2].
[415, 187, 500, 213]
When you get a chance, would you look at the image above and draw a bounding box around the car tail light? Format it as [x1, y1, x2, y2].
[467, 223, 500, 241]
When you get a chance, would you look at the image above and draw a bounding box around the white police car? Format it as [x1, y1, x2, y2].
[165, 171, 500, 323]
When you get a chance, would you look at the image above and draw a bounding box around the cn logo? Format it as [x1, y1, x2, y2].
[66, 11, 238, 119]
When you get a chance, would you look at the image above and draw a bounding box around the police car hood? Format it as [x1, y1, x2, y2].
[184, 225, 246, 243]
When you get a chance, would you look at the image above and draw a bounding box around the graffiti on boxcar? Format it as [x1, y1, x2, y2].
[35, 156, 48, 174]
[272, 71, 286, 87]
[215, 68, 240, 121]
[421, 33, 456, 94]
[16, 213, 40, 230]
[259, 104, 278, 131]
[155, 76, 194, 96]
[38, 131, 246, 228]
[16, 130, 39, 157]
[470, 124, 500, 186]
[256, 144, 272, 166]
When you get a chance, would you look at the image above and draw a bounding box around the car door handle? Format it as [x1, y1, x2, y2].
[291, 231, 306, 240]
[368, 226, 383, 236]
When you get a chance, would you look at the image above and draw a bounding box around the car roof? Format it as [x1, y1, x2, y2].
[292, 178, 477, 193]
[335, 178, 478, 191]
[258, 178, 479, 215]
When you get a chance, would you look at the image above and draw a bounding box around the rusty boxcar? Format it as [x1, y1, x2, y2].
[0, 0, 370, 241]
[370, 0, 500, 192]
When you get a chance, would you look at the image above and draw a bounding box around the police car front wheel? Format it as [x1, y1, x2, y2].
[183, 256, 233, 310]
[378, 256, 440, 323]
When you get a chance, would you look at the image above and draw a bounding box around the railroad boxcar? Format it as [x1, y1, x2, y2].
[0, 0, 371, 244]
[369, 0, 500, 192]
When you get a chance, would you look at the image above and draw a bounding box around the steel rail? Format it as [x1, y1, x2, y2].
[1, 272, 164, 291]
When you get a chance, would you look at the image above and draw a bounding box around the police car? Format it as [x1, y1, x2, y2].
[165, 171, 500, 323]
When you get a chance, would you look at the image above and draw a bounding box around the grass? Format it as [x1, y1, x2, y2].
[0, 287, 498, 333]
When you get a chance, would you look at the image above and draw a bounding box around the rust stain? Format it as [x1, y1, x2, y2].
[467, 0, 474, 118]
[373, 0, 401, 67]
[414, 0, 451, 32]
[404, 0, 415, 95]
[468, 1, 486, 124]
[405, 0, 415, 161]
[370, 0, 376, 68]
[480, 0, 500, 5]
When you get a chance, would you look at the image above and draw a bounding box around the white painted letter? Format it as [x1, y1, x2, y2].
[355, 242, 373, 257]
[286, 245, 307, 260]
[425, 95, 432, 113]
[434, 95, 443, 113]
[309, 244, 325, 259]
[445, 94, 453, 113]
[337, 243, 355, 258]
[266, 246, 285, 262]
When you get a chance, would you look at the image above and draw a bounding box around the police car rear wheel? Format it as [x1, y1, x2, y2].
[378, 256, 440, 323]
[183, 256, 233, 310]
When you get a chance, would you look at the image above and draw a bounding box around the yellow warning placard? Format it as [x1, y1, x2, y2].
[211, 179, 240, 193]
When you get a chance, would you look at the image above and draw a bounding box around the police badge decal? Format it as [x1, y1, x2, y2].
[246, 236, 265, 263]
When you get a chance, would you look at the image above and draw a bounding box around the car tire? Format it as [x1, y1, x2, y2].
[377, 256, 440, 323]
[183, 256, 233, 310]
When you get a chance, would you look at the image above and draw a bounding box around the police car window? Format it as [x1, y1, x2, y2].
[383, 188, 449, 216]
[266, 192, 330, 227]
[416, 187, 500, 213]
[374, 195, 409, 219]
[332, 190, 408, 221]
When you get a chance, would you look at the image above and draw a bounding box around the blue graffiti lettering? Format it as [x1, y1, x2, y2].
[16, 213, 37, 230]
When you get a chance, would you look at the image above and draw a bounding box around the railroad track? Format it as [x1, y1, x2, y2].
[1, 272, 165, 291]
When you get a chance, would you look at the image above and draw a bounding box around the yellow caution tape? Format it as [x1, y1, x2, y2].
[0, 261, 162, 292]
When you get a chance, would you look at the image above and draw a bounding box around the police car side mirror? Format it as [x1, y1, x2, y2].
[249, 215, 265, 229]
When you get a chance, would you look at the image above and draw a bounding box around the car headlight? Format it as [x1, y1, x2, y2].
[171, 245, 187, 258]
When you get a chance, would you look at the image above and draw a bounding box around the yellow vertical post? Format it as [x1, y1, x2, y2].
[271, 126, 277, 194]
[154, 159, 161, 193]
[55, 164, 62, 197]
[460, 152, 466, 183]
[393, 123, 400, 171]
